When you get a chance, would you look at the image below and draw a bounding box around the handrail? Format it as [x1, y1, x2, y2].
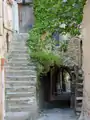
[3, 24, 14, 32]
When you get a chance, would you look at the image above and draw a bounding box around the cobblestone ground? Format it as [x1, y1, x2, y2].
[37, 108, 77, 120]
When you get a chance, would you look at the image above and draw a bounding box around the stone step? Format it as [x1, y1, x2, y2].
[12, 38, 27, 41]
[6, 96, 36, 103]
[6, 76, 36, 81]
[11, 43, 26, 46]
[11, 45, 27, 49]
[6, 100, 36, 106]
[11, 42, 26, 45]
[75, 107, 81, 112]
[6, 75, 36, 79]
[13, 36, 28, 40]
[6, 70, 36, 76]
[77, 102, 82, 106]
[76, 85, 83, 89]
[11, 39, 27, 42]
[77, 89, 83, 92]
[6, 81, 36, 87]
[10, 46, 27, 50]
[7, 55, 29, 60]
[8, 54, 29, 58]
[76, 97, 83, 101]
[78, 76, 84, 80]
[6, 86, 36, 92]
[7, 60, 31, 64]
[5, 112, 31, 120]
[9, 52, 29, 56]
[10, 50, 28, 54]
[76, 83, 83, 86]
[6, 63, 34, 67]
[6, 98, 36, 107]
[6, 91, 34, 97]
[6, 81, 36, 89]
[6, 69, 33, 72]
[5, 68, 36, 73]
[6, 66, 36, 70]
[7, 59, 32, 64]
[13, 34, 28, 40]
[8, 58, 29, 62]
[6, 104, 36, 112]
[78, 70, 83, 75]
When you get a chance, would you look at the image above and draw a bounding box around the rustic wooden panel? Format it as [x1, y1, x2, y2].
[18, 4, 34, 33]
[18, 4, 22, 25]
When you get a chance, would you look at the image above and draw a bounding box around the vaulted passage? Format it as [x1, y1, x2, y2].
[39, 66, 73, 109]
[38, 65, 84, 117]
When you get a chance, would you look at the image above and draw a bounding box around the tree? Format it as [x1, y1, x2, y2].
[27, 0, 86, 74]
[33, 0, 86, 36]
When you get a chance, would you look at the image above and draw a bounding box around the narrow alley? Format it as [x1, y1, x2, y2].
[1, 0, 90, 120]
[4, 33, 78, 120]
[4, 33, 77, 120]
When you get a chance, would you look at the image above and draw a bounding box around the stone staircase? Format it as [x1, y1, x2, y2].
[75, 69, 83, 116]
[5, 34, 38, 120]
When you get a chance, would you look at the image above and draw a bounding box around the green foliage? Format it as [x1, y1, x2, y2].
[33, 0, 86, 36]
[27, 0, 86, 75]
[31, 51, 62, 70]
[27, 30, 63, 74]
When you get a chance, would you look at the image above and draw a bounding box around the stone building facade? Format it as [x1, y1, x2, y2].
[80, 0, 90, 119]
[63, 36, 82, 68]
[0, 0, 14, 119]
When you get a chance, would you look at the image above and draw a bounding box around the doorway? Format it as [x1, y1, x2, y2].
[18, 4, 34, 33]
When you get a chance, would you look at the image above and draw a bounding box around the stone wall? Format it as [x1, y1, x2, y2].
[64, 36, 82, 68]
[80, 0, 90, 119]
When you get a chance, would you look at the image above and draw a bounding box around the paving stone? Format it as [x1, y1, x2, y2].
[37, 109, 77, 120]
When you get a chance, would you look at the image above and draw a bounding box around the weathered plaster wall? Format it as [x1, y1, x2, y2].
[0, 0, 13, 56]
[0, 0, 13, 119]
[81, 0, 90, 119]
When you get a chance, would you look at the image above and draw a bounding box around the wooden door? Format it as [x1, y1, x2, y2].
[18, 4, 34, 33]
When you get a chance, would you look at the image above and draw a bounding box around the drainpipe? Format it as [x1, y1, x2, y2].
[6, 33, 9, 52]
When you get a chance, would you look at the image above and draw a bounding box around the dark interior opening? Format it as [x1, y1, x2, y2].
[39, 66, 72, 110]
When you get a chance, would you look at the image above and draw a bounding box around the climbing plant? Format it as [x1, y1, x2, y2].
[27, 0, 86, 74]
[33, 0, 86, 35]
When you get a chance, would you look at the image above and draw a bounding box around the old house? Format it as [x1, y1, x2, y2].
[80, 0, 90, 119]
[0, 0, 14, 119]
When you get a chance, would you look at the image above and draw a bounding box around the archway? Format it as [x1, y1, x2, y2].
[38, 65, 75, 109]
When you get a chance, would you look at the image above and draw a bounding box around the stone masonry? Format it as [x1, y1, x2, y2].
[5, 33, 38, 120]
[64, 37, 82, 67]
